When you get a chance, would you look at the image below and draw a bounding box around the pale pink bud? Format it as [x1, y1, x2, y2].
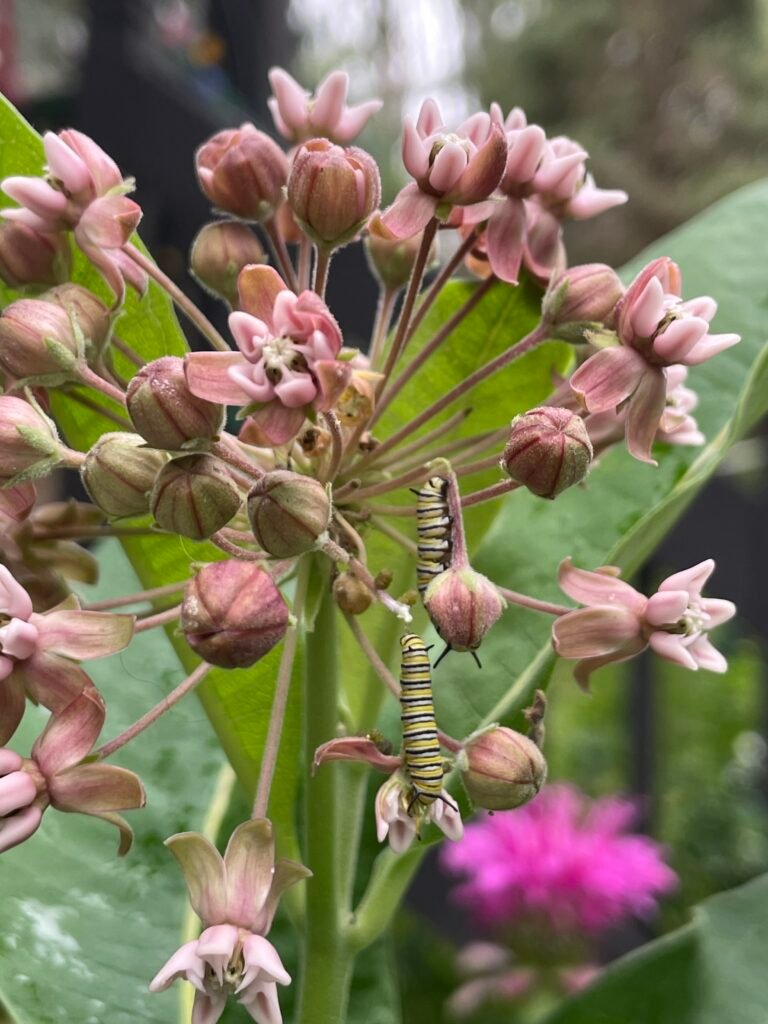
[543, 263, 624, 340]
[0, 222, 71, 288]
[150, 454, 242, 540]
[287, 139, 381, 250]
[81, 432, 168, 517]
[195, 124, 289, 222]
[181, 561, 290, 669]
[0, 395, 62, 483]
[190, 221, 267, 307]
[424, 566, 505, 653]
[502, 407, 593, 499]
[126, 356, 225, 450]
[247, 470, 330, 558]
[461, 727, 546, 810]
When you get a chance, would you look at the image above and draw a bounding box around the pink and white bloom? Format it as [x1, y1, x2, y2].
[0, 565, 135, 744]
[150, 818, 310, 1024]
[571, 257, 740, 462]
[184, 264, 351, 445]
[381, 99, 507, 239]
[0, 686, 145, 855]
[268, 67, 382, 144]
[552, 557, 736, 688]
[1, 130, 146, 302]
[375, 772, 463, 854]
[442, 784, 677, 936]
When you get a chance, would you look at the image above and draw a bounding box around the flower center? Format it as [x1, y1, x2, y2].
[429, 133, 473, 166]
[261, 335, 309, 384]
[666, 602, 708, 637]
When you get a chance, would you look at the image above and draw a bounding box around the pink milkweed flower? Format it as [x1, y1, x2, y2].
[0, 686, 145, 855]
[570, 257, 740, 463]
[442, 784, 677, 938]
[268, 66, 382, 145]
[0, 565, 135, 744]
[1, 130, 146, 303]
[150, 818, 311, 1024]
[381, 98, 507, 239]
[375, 772, 463, 854]
[552, 557, 735, 689]
[184, 264, 351, 445]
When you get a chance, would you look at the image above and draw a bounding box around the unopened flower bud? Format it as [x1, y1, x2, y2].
[181, 560, 289, 668]
[502, 407, 593, 499]
[0, 221, 71, 289]
[190, 221, 267, 307]
[287, 139, 381, 250]
[81, 432, 168, 517]
[0, 395, 63, 483]
[151, 454, 241, 539]
[332, 570, 372, 615]
[424, 566, 505, 652]
[46, 283, 112, 350]
[365, 213, 435, 291]
[247, 470, 330, 558]
[543, 263, 624, 341]
[195, 124, 288, 221]
[126, 356, 225, 450]
[461, 726, 547, 810]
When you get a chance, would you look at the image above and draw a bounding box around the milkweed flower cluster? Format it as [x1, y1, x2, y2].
[0, 56, 740, 1024]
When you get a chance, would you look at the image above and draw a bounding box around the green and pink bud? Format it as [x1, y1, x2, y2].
[542, 263, 624, 341]
[424, 566, 506, 654]
[0, 221, 71, 289]
[126, 356, 225, 450]
[195, 124, 288, 222]
[190, 220, 267, 307]
[247, 470, 330, 558]
[501, 407, 593, 499]
[0, 395, 65, 483]
[150, 454, 242, 540]
[81, 432, 168, 518]
[460, 725, 547, 811]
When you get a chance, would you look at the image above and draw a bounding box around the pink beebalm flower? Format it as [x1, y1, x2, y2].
[0, 565, 135, 744]
[381, 98, 507, 239]
[552, 557, 736, 688]
[184, 264, 351, 445]
[0, 686, 145, 855]
[1, 130, 146, 302]
[268, 66, 382, 144]
[570, 257, 740, 463]
[442, 784, 677, 936]
[150, 818, 311, 1024]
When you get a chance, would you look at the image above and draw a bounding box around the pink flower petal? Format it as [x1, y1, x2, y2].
[652, 317, 708, 363]
[533, 150, 586, 194]
[680, 296, 717, 321]
[240, 402, 306, 447]
[433, 795, 464, 841]
[15, 652, 91, 715]
[273, 373, 317, 409]
[625, 366, 667, 464]
[453, 125, 507, 204]
[683, 333, 740, 365]
[429, 142, 468, 194]
[185, 351, 254, 405]
[197, 923, 239, 983]
[629, 276, 665, 339]
[191, 991, 228, 1024]
[49, 762, 145, 814]
[75, 195, 142, 249]
[523, 203, 564, 280]
[223, 819, 275, 931]
[568, 180, 628, 219]
[32, 609, 134, 661]
[239, 981, 282, 1024]
[59, 129, 123, 194]
[504, 125, 546, 185]
[648, 631, 698, 670]
[313, 359, 352, 410]
[402, 117, 430, 179]
[335, 99, 383, 141]
[658, 559, 714, 598]
[380, 184, 438, 239]
[416, 98, 443, 137]
[313, 736, 403, 773]
[557, 557, 646, 612]
[0, 565, 33, 620]
[688, 635, 728, 673]
[267, 67, 309, 135]
[240, 934, 291, 988]
[0, 804, 43, 853]
[255, 857, 313, 935]
[165, 831, 229, 926]
[0, 770, 36, 816]
[570, 346, 647, 414]
[43, 132, 92, 194]
[552, 607, 643, 659]
[237, 264, 289, 326]
[485, 197, 525, 284]
[32, 686, 105, 776]
[0, 619, 38, 660]
[311, 70, 349, 134]
[644, 590, 689, 626]
[701, 598, 736, 627]
[0, 749, 22, 774]
[149, 940, 206, 993]
[228, 311, 269, 359]
[2, 176, 68, 221]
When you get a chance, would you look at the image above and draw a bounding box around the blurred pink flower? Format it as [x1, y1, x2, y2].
[442, 784, 677, 935]
[184, 264, 351, 445]
[552, 557, 735, 688]
[571, 258, 739, 462]
[268, 67, 382, 144]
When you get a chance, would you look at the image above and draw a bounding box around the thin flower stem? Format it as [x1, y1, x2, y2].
[78, 365, 126, 406]
[123, 243, 232, 352]
[454, 453, 502, 478]
[252, 558, 310, 818]
[376, 218, 439, 393]
[133, 604, 182, 634]
[497, 586, 572, 617]
[338, 462, 429, 503]
[321, 411, 344, 483]
[461, 478, 520, 508]
[95, 662, 211, 759]
[84, 580, 188, 611]
[210, 531, 266, 560]
[31, 524, 156, 541]
[362, 321, 549, 466]
[298, 235, 312, 291]
[60, 447, 86, 470]
[111, 335, 145, 368]
[67, 389, 132, 429]
[211, 437, 264, 481]
[370, 515, 418, 556]
[369, 288, 398, 369]
[373, 276, 497, 424]
[363, 409, 471, 475]
[363, 502, 414, 517]
[313, 247, 332, 299]
[264, 218, 300, 291]
[405, 224, 483, 342]
[383, 426, 505, 479]
[333, 511, 368, 562]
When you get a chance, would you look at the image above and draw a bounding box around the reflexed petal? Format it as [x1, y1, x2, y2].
[313, 736, 403, 773]
[552, 607, 643, 658]
[43, 132, 92, 194]
[239, 980, 283, 1024]
[240, 934, 291, 988]
[223, 819, 275, 930]
[570, 346, 646, 414]
[16, 652, 92, 715]
[313, 359, 352, 411]
[149, 940, 206, 993]
[2, 176, 68, 220]
[433, 796, 464, 841]
[387, 817, 417, 853]
[237, 264, 288, 326]
[311, 70, 348, 133]
[49, 763, 145, 813]
[688, 635, 728, 673]
[683, 332, 740, 365]
[571, 637, 647, 691]
[32, 686, 105, 775]
[32, 609, 134, 661]
[416, 97, 442, 136]
[453, 125, 507, 204]
[648, 631, 698, 670]
[166, 831, 228, 925]
[557, 557, 646, 611]
[191, 991, 228, 1024]
[242, 403, 306, 446]
[268, 67, 309, 135]
[76, 195, 142, 248]
[380, 184, 438, 239]
[485, 198, 525, 284]
[0, 804, 43, 853]
[701, 598, 736, 627]
[644, 590, 689, 627]
[652, 317, 707, 363]
[185, 351, 255, 405]
[256, 858, 313, 935]
[0, 565, 33, 619]
[625, 367, 667, 464]
[402, 117, 429, 179]
[429, 142, 467, 194]
[336, 99, 383, 142]
[523, 204, 564, 279]
[658, 559, 714, 598]
[568, 180, 628, 219]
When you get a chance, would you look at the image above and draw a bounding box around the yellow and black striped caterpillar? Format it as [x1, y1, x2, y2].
[399, 632, 445, 812]
[413, 476, 452, 598]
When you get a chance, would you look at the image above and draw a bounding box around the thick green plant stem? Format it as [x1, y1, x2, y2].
[297, 594, 357, 1024]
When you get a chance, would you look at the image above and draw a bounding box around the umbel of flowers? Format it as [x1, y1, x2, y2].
[0, 59, 739, 1024]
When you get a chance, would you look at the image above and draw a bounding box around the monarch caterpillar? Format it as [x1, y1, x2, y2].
[399, 632, 455, 814]
[412, 476, 451, 598]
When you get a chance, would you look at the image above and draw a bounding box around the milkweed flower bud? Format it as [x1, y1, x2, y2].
[460, 726, 547, 811]
[332, 570, 372, 615]
[126, 356, 225, 450]
[195, 124, 288, 222]
[247, 470, 330, 558]
[424, 567, 506, 653]
[0, 395, 63, 483]
[150, 454, 241, 539]
[81, 432, 168, 518]
[287, 139, 381, 250]
[0, 221, 71, 289]
[543, 263, 624, 341]
[181, 561, 290, 668]
[190, 220, 267, 307]
[365, 213, 436, 291]
[502, 407, 593, 499]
